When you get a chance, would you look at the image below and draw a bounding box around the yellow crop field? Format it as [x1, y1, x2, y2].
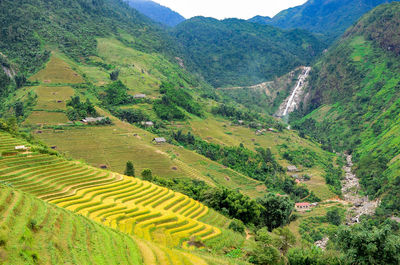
[0, 132, 221, 252]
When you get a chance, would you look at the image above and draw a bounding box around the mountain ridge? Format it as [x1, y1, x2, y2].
[127, 0, 185, 27]
[249, 0, 396, 42]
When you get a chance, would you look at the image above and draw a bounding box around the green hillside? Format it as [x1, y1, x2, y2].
[250, 0, 396, 42]
[291, 2, 400, 215]
[172, 17, 326, 87]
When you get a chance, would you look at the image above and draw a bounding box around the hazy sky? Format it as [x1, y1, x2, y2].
[152, 0, 308, 20]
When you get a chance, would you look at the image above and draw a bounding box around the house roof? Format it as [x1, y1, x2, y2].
[295, 202, 310, 207]
[82, 117, 106, 123]
[133, 94, 146, 98]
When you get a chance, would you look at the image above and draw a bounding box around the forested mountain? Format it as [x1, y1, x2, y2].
[0, 0, 178, 74]
[127, 0, 185, 26]
[291, 2, 400, 216]
[172, 17, 326, 87]
[250, 0, 396, 42]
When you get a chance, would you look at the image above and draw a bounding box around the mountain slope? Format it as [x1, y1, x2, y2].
[250, 0, 396, 42]
[172, 17, 326, 87]
[127, 0, 185, 26]
[0, 0, 178, 75]
[291, 2, 400, 215]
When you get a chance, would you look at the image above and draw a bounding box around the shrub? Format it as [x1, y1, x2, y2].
[228, 219, 246, 234]
[141, 169, 153, 181]
[326, 208, 341, 226]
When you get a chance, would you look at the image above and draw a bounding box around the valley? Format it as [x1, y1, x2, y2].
[1, 0, 400, 264]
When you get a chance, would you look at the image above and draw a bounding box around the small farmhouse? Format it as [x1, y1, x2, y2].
[153, 137, 166, 144]
[82, 117, 106, 123]
[141, 121, 154, 127]
[295, 202, 310, 209]
[295, 202, 318, 210]
[133, 94, 147, 99]
[14, 145, 28, 151]
[287, 165, 298, 172]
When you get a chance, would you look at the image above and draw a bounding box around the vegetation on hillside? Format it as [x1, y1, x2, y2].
[0, 0, 179, 75]
[250, 0, 396, 43]
[172, 17, 326, 87]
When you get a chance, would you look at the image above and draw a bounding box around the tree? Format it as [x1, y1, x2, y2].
[141, 169, 153, 181]
[124, 161, 135, 177]
[257, 194, 294, 231]
[110, 69, 119, 81]
[228, 219, 246, 234]
[326, 208, 341, 226]
[14, 102, 24, 117]
[336, 222, 400, 265]
[271, 227, 296, 255]
[250, 227, 282, 265]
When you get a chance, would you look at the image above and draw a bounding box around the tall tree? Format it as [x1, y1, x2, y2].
[124, 161, 135, 177]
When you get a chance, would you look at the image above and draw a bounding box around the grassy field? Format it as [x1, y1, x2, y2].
[34, 85, 75, 111]
[29, 55, 84, 84]
[23, 111, 69, 126]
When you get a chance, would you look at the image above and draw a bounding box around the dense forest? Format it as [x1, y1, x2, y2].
[250, 0, 396, 43]
[172, 17, 326, 87]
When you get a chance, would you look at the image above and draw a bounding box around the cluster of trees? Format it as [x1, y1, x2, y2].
[171, 130, 284, 181]
[102, 81, 131, 106]
[111, 108, 149, 124]
[153, 81, 202, 120]
[139, 173, 294, 230]
[212, 103, 284, 130]
[282, 147, 317, 168]
[335, 220, 400, 264]
[66, 96, 97, 121]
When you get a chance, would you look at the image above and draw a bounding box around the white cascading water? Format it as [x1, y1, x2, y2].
[282, 66, 311, 116]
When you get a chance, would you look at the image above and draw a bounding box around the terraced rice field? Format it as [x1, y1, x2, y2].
[0, 185, 236, 265]
[0, 132, 221, 251]
[0, 185, 144, 264]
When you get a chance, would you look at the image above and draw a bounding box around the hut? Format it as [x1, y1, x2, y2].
[153, 137, 166, 144]
[133, 94, 147, 99]
[82, 117, 106, 123]
[287, 165, 298, 172]
[295, 202, 311, 210]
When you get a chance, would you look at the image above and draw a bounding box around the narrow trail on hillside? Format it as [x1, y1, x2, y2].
[315, 154, 379, 250]
[276, 66, 311, 117]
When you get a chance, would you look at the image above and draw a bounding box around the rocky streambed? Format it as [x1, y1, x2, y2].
[315, 154, 379, 249]
[342, 154, 379, 225]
